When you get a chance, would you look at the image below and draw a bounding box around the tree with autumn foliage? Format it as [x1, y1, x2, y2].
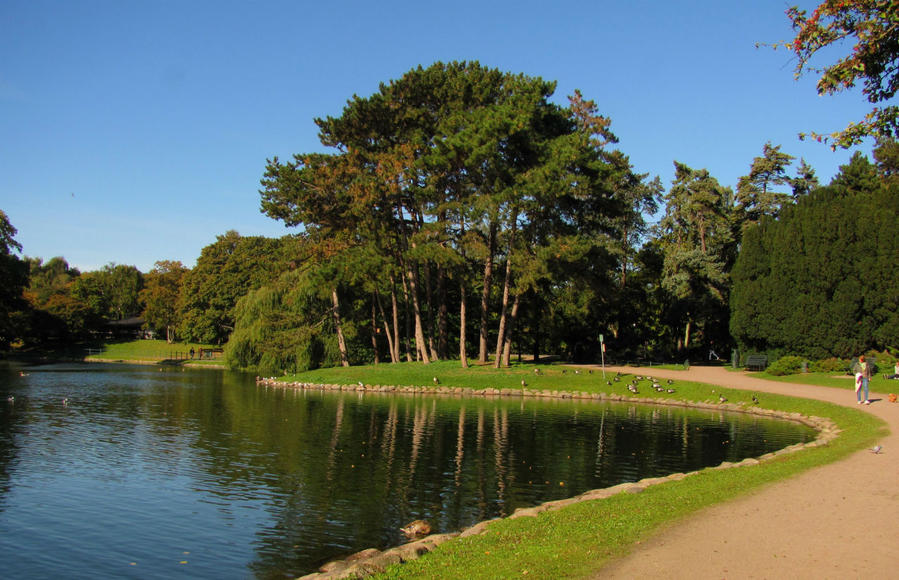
[781, 0, 899, 148]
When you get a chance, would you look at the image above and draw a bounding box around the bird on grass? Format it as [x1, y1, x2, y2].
[871, 445, 883, 454]
[751, 395, 760, 405]
[521, 379, 527, 387]
[433, 377, 439, 384]
[718, 394, 728, 403]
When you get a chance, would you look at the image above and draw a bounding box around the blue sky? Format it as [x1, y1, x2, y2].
[0, 0, 874, 272]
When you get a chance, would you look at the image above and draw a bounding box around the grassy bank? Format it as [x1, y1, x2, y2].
[277, 361, 886, 579]
[83, 339, 224, 366]
[748, 369, 899, 392]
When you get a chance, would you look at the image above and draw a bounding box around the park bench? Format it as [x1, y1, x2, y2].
[745, 354, 768, 371]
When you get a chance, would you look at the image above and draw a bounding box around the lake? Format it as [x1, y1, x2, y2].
[0, 362, 815, 578]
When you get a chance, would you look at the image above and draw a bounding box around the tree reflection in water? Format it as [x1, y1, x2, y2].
[0, 366, 816, 579]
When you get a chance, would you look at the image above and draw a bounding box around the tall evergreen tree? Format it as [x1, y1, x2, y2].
[658, 162, 735, 353]
[731, 149, 899, 357]
[736, 142, 795, 225]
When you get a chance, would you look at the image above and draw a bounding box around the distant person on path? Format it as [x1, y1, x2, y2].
[855, 355, 872, 404]
[189, 348, 195, 360]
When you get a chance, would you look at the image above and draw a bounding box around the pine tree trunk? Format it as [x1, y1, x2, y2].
[494, 216, 516, 368]
[370, 299, 380, 364]
[375, 289, 398, 363]
[405, 260, 430, 364]
[459, 282, 469, 368]
[436, 265, 448, 360]
[388, 278, 401, 363]
[494, 254, 513, 368]
[423, 261, 439, 361]
[331, 288, 350, 367]
[399, 271, 414, 362]
[501, 293, 520, 367]
[478, 222, 497, 363]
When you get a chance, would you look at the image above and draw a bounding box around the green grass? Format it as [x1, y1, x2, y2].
[276, 361, 886, 579]
[751, 370, 899, 392]
[84, 339, 223, 366]
[285, 360, 787, 407]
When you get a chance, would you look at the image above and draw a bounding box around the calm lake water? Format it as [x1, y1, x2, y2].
[0, 362, 815, 578]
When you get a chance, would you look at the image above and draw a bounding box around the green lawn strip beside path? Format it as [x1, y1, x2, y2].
[278, 361, 886, 579]
[748, 370, 899, 392]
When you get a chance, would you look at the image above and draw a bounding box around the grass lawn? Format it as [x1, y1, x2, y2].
[274, 361, 886, 579]
[84, 339, 224, 366]
[750, 369, 899, 393]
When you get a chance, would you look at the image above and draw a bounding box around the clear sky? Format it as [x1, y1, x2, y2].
[0, 0, 874, 273]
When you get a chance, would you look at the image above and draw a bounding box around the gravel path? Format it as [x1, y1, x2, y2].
[591, 365, 899, 579]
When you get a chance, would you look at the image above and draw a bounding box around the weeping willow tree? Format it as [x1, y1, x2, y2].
[224, 268, 346, 375]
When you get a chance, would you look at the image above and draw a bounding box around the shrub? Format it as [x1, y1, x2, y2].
[767, 355, 806, 376]
[810, 357, 851, 374]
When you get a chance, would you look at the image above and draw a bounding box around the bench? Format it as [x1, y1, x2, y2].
[745, 354, 768, 371]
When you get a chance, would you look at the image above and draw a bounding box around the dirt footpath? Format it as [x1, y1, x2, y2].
[592, 365, 899, 580]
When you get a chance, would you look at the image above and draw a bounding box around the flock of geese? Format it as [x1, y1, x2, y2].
[423, 369, 776, 410]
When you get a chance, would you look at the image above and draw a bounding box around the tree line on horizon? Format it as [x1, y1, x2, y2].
[2, 54, 897, 372]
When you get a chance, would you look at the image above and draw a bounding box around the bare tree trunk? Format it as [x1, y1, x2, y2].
[478, 222, 497, 363]
[423, 261, 439, 361]
[494, 215, 516, 368]
[436, 265, 448, 360]
[406, 260, 431, 364]
[375, 289, 398, 363]
[459, 283, 469, 368]
[331, 288, 350, 367]
[494, 253, 513, 368]
[501, 293, 520, 367]
[370, 299, 380, 364]
[399, 271, 414, 362]
[388, 276, 401, 363]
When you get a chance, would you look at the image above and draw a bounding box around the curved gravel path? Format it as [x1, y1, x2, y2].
[591, 365, 898, 579]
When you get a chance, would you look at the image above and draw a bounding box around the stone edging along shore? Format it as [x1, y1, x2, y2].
[255, 378, 839, 580]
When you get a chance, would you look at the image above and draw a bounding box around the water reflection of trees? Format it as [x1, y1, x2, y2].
[8, 368, 810, 579]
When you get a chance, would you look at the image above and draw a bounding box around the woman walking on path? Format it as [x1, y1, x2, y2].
[855, 354, 873, 404]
